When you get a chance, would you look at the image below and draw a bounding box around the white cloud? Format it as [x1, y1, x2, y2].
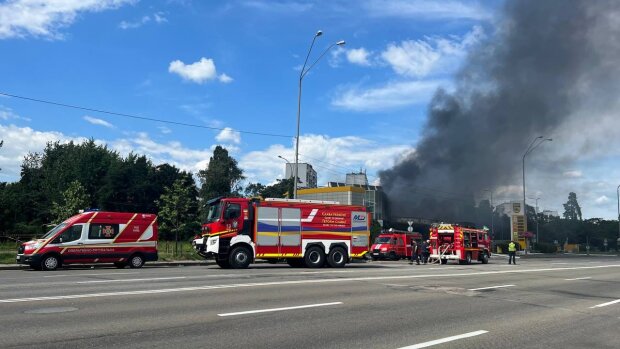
[119, 15, 151, 30]
[83, 115, 114, 128]
[119, 12, 167, 30]
[239, 134, 412, 186]
[215, 127, 241, 144]
[332, 79, 448, 112]
[0, 124, 87, 181]
[363, 0, 491, 21]
[594, 195, 610, 205]
[0, 0, 136, 40]
[242, 1, 313, 13]
[347, 48, 371, 66]
[158, 126, 172, 134]
[218, 73, 233, 83]
[0, 106, 30, 121]
[563, 170, 582, 178]
[381, 25, 484, 78]
[169, 57, 232, 84]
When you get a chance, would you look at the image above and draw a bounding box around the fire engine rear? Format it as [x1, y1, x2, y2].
[429, 223, 491, 264]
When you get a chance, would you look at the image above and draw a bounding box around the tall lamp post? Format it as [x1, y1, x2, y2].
[293, 31, 345, 199]
[529, 196, 540, 243]
[617, 185, 620, 251]
[522, 137, 552, 223]
[484, 188, 494, 238]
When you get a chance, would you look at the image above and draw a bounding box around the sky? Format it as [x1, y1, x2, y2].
[0, 0, 617, 219]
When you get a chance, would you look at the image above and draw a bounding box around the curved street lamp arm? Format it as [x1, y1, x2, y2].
[523, 136, 543, 158]
[301, 41, 343, 79]
[300, 34, 320, 80]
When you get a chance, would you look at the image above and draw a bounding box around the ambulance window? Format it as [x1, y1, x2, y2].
[89, 224, 120, 239]
[54, 225, 83, 244]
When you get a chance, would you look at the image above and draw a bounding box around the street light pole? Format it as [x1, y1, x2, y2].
[293, 31, 345, 199]
[617, 184, 620, 251]
[522, 137, 552, 225]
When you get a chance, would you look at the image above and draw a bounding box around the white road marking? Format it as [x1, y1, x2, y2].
[398, 330, 488, 349]
[44, 272, 138, 278]
[217, 302, 342, 317]
[76, 277, 186, 284]
[589, 299, 620, 308]
[564, 277, 591, 281]
[468, 284, 515, 291]
[1, 264, 619, 304]
[551, 263, 570, 265]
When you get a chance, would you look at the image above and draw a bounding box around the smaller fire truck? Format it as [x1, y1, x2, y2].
[429, 223, 491, 264]
[16, 211, 158, 271]
[370, 229, 422, 260]
[192, 197, 370, 269]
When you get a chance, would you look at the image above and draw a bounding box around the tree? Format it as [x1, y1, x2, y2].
[157, 177, 199, 255]
[244, 182, 266, 197]
[198, 146, 244, 216]
[563, 192, 582, 220]
[50, 180, 90, 224]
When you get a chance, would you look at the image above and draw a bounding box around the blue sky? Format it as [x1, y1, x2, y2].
[0, 0, 618, 219]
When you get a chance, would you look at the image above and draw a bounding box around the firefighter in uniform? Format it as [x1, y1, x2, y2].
[508, 240, 517, 264]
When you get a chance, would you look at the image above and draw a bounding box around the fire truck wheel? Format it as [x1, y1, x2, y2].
[441, 259, 447, 265]
[481, 252, 489, 264]
[216, 258, 231, 269]
[129, 254, 145, 268]
[229, 246, 252, 269]
[41, 254, 60, 271]
[389, 251, 399, 261]
[327, 247, 347, 268]
[465, 253, 472, 265]
[304, 246, 326, 268]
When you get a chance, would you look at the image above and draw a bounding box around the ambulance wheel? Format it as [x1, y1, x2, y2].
[304, 246, 326, 268]
[327, 247, 347, 268]
[286, 258, 304, 268]
[129, 254, 145, 268]
[114, 262, 127, 269]
[41, 254, 60, 271]
[481, 252, 489, 264]
[465, 253, 472, 265]
[216, 258, 231, 269]
[229, 246, 251, 269]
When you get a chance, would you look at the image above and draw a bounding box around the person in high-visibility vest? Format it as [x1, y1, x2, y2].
[508, 241, 517, 265]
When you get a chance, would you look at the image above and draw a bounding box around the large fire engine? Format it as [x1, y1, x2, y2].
[370, 229, 422, 260]
[428, 223, 491, 264]
[192, 197, 370, 269]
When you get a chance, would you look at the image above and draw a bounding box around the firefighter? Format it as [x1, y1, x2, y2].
[508, 240, 517, 264]
[420, 240, 429, 264]
[410, 240, 420, 265]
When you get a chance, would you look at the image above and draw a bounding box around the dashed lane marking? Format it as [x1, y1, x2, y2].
[217, 302, 342, 317]
[397, 330, 488, 349]
[468, 284, 515, 291]
[590, 299, 620, 309]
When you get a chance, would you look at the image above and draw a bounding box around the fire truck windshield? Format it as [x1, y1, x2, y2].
[205, 202, 223, 223]
[41, 223, 68, 239]
[375, 237, 394, 244]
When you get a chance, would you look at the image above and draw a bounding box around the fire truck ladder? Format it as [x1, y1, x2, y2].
[429, 243, 452, 264]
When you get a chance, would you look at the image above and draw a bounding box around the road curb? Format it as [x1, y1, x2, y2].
[0, 260, 211, 271]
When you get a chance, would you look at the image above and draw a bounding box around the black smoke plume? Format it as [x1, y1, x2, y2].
[380, 0, 620, 221]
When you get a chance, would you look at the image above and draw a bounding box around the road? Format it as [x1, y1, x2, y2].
[1, 256, 619, 349]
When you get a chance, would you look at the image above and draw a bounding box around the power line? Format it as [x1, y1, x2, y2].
[0, 91, 293, 139]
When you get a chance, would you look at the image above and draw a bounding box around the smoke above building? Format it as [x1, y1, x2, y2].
[380, 0, 620, 220]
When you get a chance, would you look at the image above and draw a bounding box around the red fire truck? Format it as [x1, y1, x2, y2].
[192, 197, 370, 269]
[16, 211, 158, 271]
[370, 229, 423, 260]
[429, 223, 491, 264]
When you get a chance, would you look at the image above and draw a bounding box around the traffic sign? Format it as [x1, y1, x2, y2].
[407, 226, 413, 233]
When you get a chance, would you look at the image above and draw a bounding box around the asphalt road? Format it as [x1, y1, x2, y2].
[1, 256, 619, 349]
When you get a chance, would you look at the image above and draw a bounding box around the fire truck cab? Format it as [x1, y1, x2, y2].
[429, 223, 491, 264]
